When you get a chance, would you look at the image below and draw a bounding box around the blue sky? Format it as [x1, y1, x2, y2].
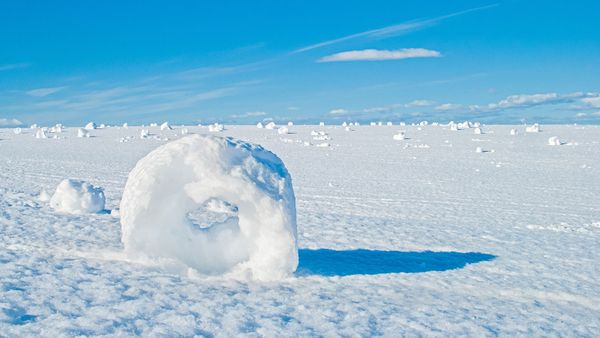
[1, 0, 599, 126]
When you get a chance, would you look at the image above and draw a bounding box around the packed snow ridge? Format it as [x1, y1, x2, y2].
[120, 135, 298, 280]
[50, 179, 106, 214]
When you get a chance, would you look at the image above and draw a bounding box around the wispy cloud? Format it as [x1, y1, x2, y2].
[292, 4, 498, 54]
[26, 86, 66, 97]
[406, 99, 436, 107]
[328, 108, 348, 115]
[435, 103, 462, 111]
[318, 48, 441, 62]
[0, 63, 30, 72]
[230, 111, 268, 118]
[581, 96, 600, 108]
[0, 118, 22, 127]
[487, 93, 560, 110]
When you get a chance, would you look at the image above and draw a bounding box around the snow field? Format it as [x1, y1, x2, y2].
[0, 123, 599, 336]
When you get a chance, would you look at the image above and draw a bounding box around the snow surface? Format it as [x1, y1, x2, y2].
[0, 124, 599, 336]
[120, 135, 297, 281]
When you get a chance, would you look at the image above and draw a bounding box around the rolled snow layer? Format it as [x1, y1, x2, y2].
[120, 135, 297, 280]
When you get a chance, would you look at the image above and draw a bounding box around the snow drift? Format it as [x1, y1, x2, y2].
[50, 179, 106, 214]
[119, 135, 298, 280]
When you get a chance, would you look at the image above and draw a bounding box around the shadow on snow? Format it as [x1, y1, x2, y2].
[296, 249, 495, 277]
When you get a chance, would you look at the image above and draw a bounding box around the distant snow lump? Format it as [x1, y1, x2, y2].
[120, 135, 298, 280]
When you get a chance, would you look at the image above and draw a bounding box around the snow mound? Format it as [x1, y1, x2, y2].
[510, 128, 518, 135]
[35, 129, 47, 139]
[77, 128, 90, 138]
[526, 123, 541, 133]
[256, 122, 264, 129]
[277, 126, 289, 135]
[160, 122, 172, 130]
[208, 123, 224, 132]
[119, 135, 298, 280]
[548, 136, 563, 146]
[393, 131, 406, 140]
[265, 122, 277, 130]
[13, 127, 22, 135]
[84, 122, 96, 130]
[50, 179, 105, 214]
[38, 190, 51, 202]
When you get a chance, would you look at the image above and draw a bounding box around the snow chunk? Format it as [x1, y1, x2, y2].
[526, 123, 541, 133]
[393, 131, 406, 140]
[38, 190, 51, 202]
[77, 128, 90, 138]
[265, 122, 277, 130]
[50, 179, 106, 214]
[160, 122, 172, 131]
[510, 128, 518, 136]
[120, 135, 297, 280]
[13, 127, 22, 135]
[84, 122, 96, 130]
[35, 129, 47, 139]
[208, 123, 224, 132]
[277, 126, 289, 135]
[473, 127, 483, 135]
[548, 136, 563, 146]
[49, 124, 63, 133]
[256, 122, 264, 129]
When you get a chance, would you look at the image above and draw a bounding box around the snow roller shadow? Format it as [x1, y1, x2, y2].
[297, 249, 495, 277]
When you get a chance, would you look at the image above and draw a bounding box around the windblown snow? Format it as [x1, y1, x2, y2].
[0, 123, 599, 336]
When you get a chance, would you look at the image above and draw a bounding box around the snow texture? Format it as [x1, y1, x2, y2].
[120, 135, 298, 280]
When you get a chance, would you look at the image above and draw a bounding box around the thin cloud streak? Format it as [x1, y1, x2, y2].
[292, 3, 498, 54]
[0, 63, 31, 71]
[26, 86, 66, 97]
